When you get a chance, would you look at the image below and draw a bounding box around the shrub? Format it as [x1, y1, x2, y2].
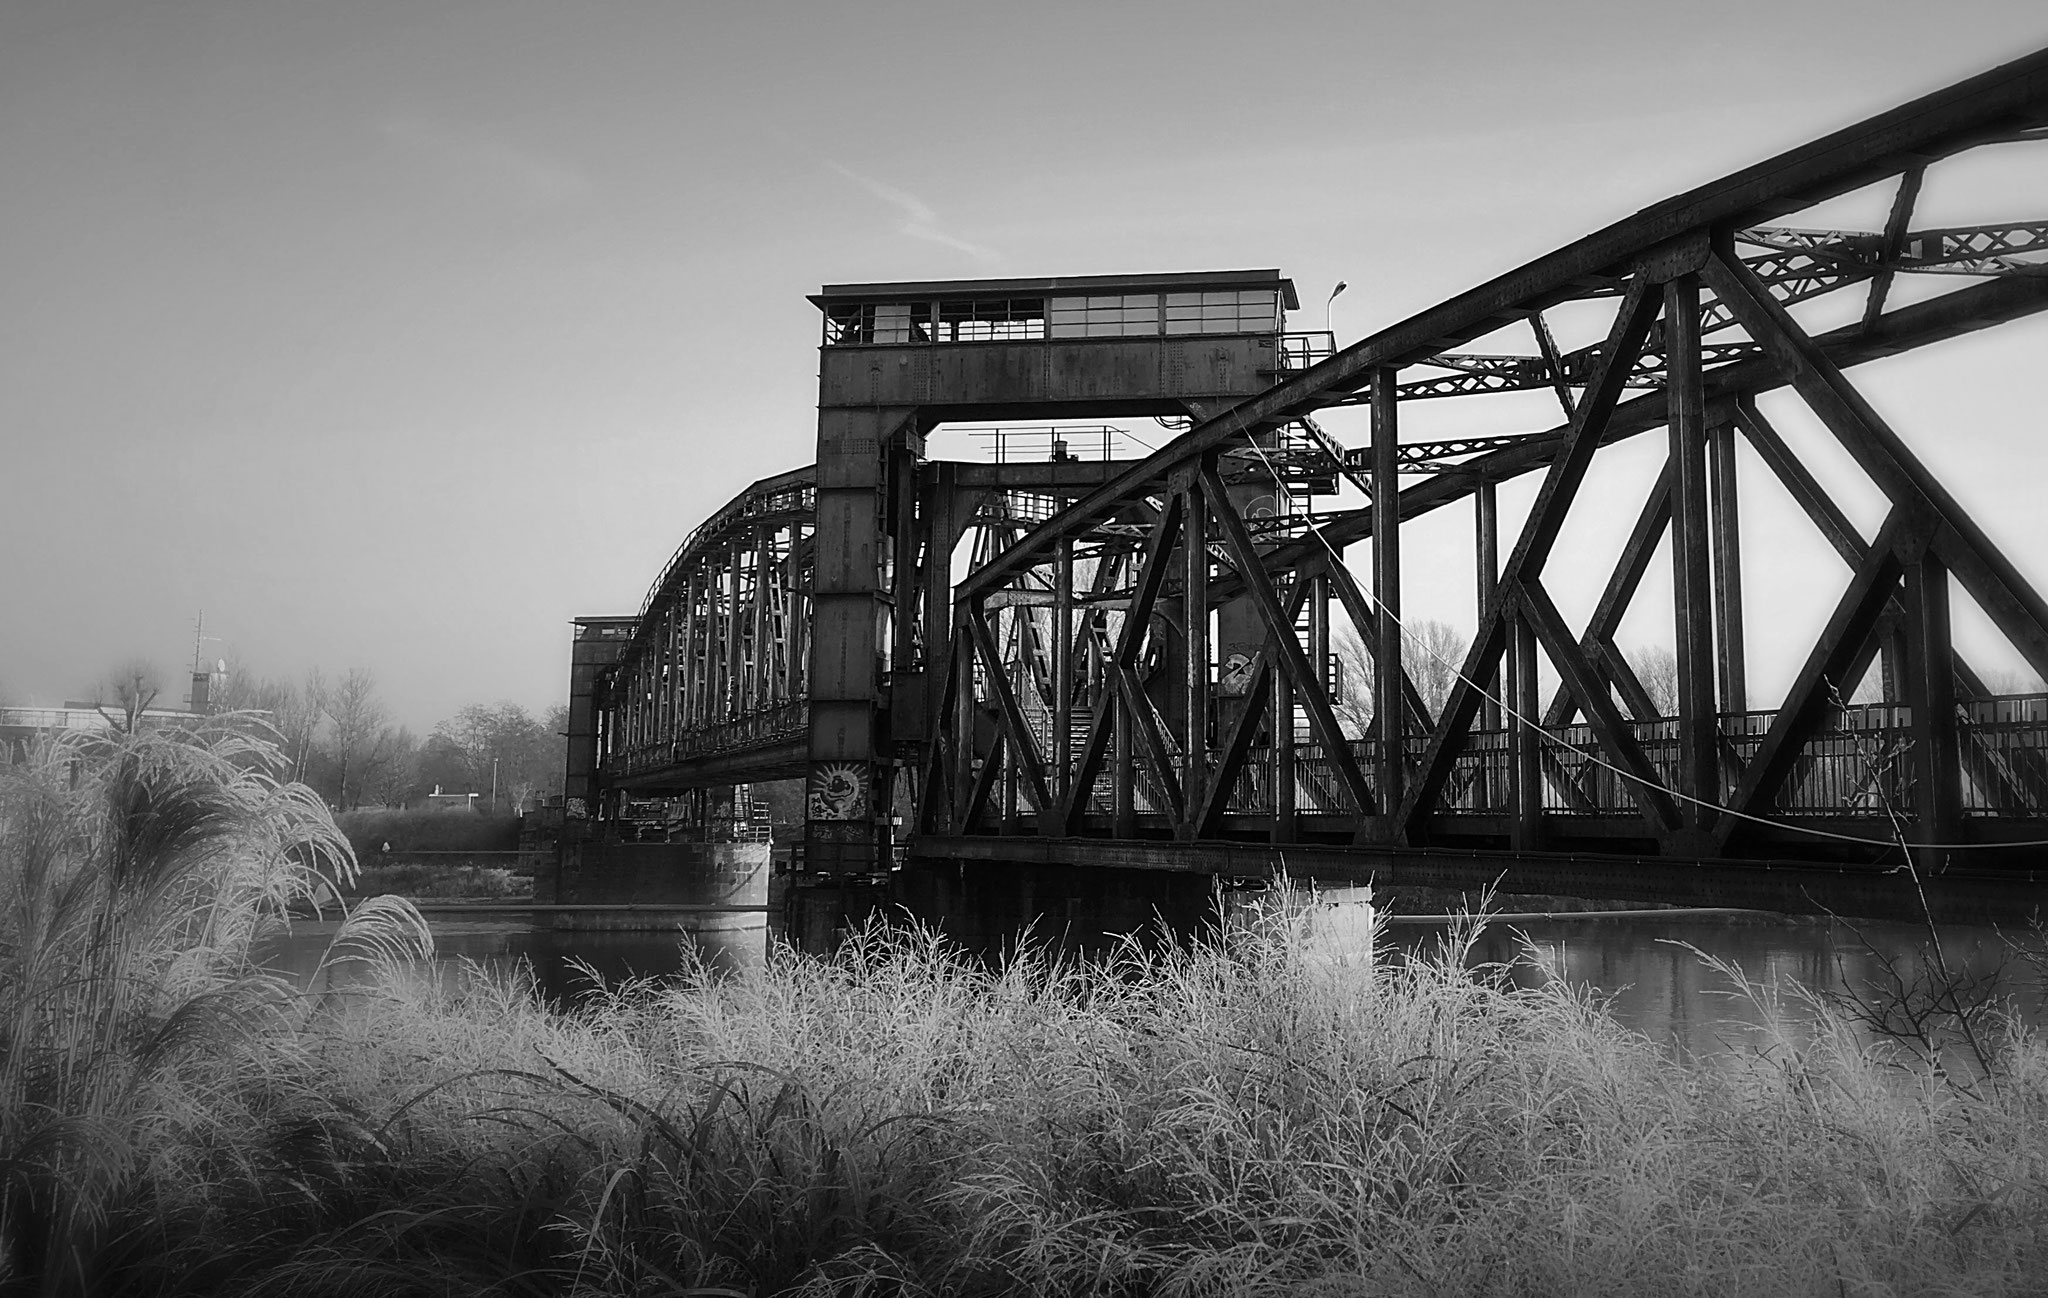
[334, 808, 520, 859]
[349, 863, 527, 900]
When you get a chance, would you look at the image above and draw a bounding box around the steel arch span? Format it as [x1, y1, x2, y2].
[566, 46, 2048, 925]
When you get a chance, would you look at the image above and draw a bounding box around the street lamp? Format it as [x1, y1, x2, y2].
[491, 756, 499, 814]
[1325, 281, 1348, 338]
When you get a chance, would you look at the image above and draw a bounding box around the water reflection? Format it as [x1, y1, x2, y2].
[259, 909, 2044, 1062]
[1393, 911, 2046, 1059]
[260, 916, 766, 1004]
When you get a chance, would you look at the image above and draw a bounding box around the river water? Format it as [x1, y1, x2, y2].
[260, 909, 2046, 1061]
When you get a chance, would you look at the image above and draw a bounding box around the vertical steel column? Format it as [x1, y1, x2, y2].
[1002, 619, 1020, 834]
[948, 630, 972, 827]
[754, 525, 772, 711]
[676, 586, 697, 731]
[618, 663, 633, 757]
[1665, 274, 1719, 823]
[1475, 478, 1501, 730]
[1372, 368, 1404, 814]
[726, 542, 745, 719]
[1708, 420, 1748, 715]
[1273, 650, 1296, 842]
[630, 661, 646, 755]
[658, 608, 678, 748]
[1184, 474, 1209, 823]
[1309, 567, 1330, 750]
[691, 569, 711, 728]
[706, 561, 724, 724]
[1113, 684, 1137, 836]
[789, 528, 809, 699]
[1474, 477, 1502, 809]
[920, 467, 965, 758]
[764, 531, 784, 706]
[1904, 551, 1960, 867]
[1510, 612, 1542, 850]
[1054, 536, 1074, 807]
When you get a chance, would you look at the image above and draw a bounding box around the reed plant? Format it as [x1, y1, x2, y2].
[295, 900, 2046, 1296]
[5, 721, 2045, 1294]
[0, 719, 422, 1295]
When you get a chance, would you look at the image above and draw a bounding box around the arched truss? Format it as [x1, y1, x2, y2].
[599, 467, 815, 788]
[591, 462, 1133, 792]
[915, 48, 2048, 877]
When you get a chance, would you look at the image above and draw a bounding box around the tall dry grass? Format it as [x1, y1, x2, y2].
[301, 902, 2047, 1297]
[4, 721, 2044, 1294]
[0, 720, 423, 1295]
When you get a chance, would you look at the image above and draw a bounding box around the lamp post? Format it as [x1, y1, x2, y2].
[1325, 281, 1348, 339]
[491, 756, 499, 814]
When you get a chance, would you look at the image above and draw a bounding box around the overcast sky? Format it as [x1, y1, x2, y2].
[3, 1, 2046, 729]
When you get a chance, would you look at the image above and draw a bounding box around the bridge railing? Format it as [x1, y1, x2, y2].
[993, 694, 2048, 829]
[612, 699, 808, 778]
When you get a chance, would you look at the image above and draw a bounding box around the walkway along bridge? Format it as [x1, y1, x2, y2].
[561, 48, 2048, 938]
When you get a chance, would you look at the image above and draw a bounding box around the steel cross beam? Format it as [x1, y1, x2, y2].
[915, 46, 2048, 888]
[954, 45, 2048, 602]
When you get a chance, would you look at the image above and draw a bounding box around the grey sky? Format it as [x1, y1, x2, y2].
[3, 1, 2046, 727]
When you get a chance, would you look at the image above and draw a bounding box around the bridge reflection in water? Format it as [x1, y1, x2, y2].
[556, 49, 2048, 941]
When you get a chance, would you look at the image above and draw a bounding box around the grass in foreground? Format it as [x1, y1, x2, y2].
[3, 722, 2045, 1295]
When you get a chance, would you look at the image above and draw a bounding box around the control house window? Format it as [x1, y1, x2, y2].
[824, 303, 929, 345]
[1048, 294, 1162, 338]
[1164, 289, 1281, 335]
[822, 285, 1283, 344]
[936, 298, 1045, 342]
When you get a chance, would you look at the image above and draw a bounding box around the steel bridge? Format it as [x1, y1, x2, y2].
[565, 48, 2048, 928]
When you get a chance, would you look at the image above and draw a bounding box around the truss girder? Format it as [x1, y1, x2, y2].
[598, 471, 816, 789]
[581, 50, 2048, 884]
[922, 47, 2048, 869]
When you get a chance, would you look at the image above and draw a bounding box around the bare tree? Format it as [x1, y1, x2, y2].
[363, 725, 421, 807]
[1403, 620, 1468, 719]
[210, 661, 322, 779]
[92, 660, 163, 733]
[424, 701, 560, 809]
[1625, 645, 1678, 719]
[1330, 629, 1373, 739]
[319, 668, 390, 810]
[1330, 619, 1470, 737]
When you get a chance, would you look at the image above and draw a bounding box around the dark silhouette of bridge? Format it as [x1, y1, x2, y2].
[558, 49, 2048, 939]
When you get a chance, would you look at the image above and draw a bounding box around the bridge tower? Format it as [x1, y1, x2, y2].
[802, 271, 1307, 886]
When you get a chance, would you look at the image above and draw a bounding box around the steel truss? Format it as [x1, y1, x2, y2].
[587, 48, 2048, 913]
[599, 468, 815, 791]
[918, 47, 2048, 885]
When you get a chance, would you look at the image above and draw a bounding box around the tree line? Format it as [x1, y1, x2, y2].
[92, 661, 568, 812]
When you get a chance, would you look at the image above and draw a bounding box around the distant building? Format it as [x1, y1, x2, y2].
[0, 702, 211, 764]
[423, 786, 479, 812]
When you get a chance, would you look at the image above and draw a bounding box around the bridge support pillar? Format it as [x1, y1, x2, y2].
[807, 405, 921, 877]
[563, 617, 636, 825]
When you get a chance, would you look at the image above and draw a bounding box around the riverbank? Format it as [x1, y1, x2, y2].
[7, 726, 2045, 1294]
[37, 911, 2048, 1294]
